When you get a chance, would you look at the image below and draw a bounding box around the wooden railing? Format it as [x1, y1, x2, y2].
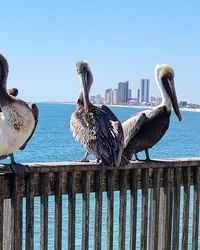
[0, 158, 200, 250]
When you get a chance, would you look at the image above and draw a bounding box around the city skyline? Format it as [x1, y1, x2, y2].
[90, 77, 200, 109]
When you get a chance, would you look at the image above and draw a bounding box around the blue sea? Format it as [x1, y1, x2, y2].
[3, 103, 200, 249]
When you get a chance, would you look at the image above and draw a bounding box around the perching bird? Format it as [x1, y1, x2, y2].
[70, 60, 128, 167]
[122, 64, 182, 161]
[0, 54, 39, 174]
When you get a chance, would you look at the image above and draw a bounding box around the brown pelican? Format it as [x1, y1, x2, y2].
[123, 64, 182, 161]
[0, 54, 39, 174]
[70, 60, 128, 167]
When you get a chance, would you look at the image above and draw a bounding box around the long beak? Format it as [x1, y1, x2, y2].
[166, 78, 182, 121]
[80, 71, 90, 113]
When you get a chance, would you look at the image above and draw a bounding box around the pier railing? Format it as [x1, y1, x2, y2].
[0, 158, 200, 250]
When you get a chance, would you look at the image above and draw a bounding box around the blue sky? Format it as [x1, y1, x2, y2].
[1, 1, 200, 103]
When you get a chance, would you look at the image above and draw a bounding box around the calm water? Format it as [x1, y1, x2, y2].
[3, 103, 200, 249]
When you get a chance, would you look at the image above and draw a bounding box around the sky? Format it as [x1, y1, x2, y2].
[1, 1, 200, 103]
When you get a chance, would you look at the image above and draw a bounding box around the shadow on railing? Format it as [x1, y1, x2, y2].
[0, 158, 200, 250]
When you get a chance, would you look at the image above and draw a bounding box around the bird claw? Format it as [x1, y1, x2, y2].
[10, 163, 29, 175]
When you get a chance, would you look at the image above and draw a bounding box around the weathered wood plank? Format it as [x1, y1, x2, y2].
[11, 176, 23, 250]
[82, 171, 90, 250]
[94, 171, 102, 250]
[140, 168, 149, 250]
[40, 174, 48, 250]
[1, 158, 200, 175]
[149, 168, 161, 250]
[129, 169, 138, 250]
[26, 174, 35, 250]
[0, 176, 4, 250]
[192, 167, 200, 250]
[3, 199, 13, 250]
[162, 168, 173, 250]
[118, 170, 127, 250]
[54, 173, 62, 250]
[172, 168, 181, 250]
[182, 167, 191, 250]
[68, 172, 76, 250]
[107, 170, 114, 250]
[158, 187, 164, 249]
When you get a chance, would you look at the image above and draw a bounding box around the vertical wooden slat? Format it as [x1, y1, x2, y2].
[3, 199, 13, 250]
[94, 171, 102, 250]
[192, 167, 200, 250]
[130, 169, 138, 250]
[26, 174, 35, 250]
[54, 173, 62, 250]
[162, 168, 173, 250]
[40, 174, 48, 250]
[118, 170, 127, 250]
[140, 168, 149, 250]
[172, 167, 181, 250]
[12, 175, 23, 250]
[182, 167, 191, 250]
[68, 172, 76, 250]
[149, 168, 161, 250]
[82, 171, 90, 250]
[0, 176, 4, 250]
[107, 170, 114, 250]
[158, 187, 164, 249]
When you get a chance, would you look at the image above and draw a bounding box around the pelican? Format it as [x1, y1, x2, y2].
[122, 64, 182, 161]
[70, 60, 128, 167]
[0, 54, 38, 174]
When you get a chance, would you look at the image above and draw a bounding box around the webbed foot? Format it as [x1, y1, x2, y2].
[9, 154, 29, 175]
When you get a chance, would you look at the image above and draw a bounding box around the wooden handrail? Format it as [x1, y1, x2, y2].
[0, 158, 200, 250]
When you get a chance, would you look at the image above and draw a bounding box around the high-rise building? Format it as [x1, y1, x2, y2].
[112, 89, 118, 105]
[118, 81, 129, 104]
[104, 88, 113, 104]
[128, 89, 132, 101]
[137, 89, 140, 103]
[140, 79, 150, 103]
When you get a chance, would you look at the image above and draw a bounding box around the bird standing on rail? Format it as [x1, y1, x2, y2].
[122, 64, 182, 161]
[0, 54, 38, 174]
[70, 60, 128, 167]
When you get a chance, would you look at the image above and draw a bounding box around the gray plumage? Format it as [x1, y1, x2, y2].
[123, 106, 170, 160]
[70, 60, 128, 167]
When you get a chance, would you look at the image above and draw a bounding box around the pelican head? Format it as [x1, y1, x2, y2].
[76, 60, 93, 112]
[0, 54, 9, 89]
[155, 64, 182, 121]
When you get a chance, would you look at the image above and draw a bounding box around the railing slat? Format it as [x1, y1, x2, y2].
[192, 167, 200, 250]
[82, 171, 90, 250]
[54, 173, 62, 250]
[68, 172, 76, 250]
[0, 176, 4, 250]
[26, 174, 35, 250]
[172, 167, 181, 250]
[94, 171, 102, 250]
[118, 170, 127, 250]
[107, 170, 114, 250]
[12, 176, 23, 250]
[163, 168, 173, 250]
[140, 168, 149, 250]
[182, 167, 191, 250]
[130, 169, 138, 250]
[40, 174, 48, 250]
[149, 168, 161, 250]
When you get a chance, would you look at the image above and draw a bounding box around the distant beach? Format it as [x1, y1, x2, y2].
[42, 101, 200, 112]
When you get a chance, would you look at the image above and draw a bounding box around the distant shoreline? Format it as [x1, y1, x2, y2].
[41, 101, 200, 113]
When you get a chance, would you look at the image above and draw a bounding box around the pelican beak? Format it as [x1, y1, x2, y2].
[163, 75, 182, 121]
[80, 71, 90, 113]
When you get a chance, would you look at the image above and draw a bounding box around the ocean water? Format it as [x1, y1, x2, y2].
[3, 103, 200, 249]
